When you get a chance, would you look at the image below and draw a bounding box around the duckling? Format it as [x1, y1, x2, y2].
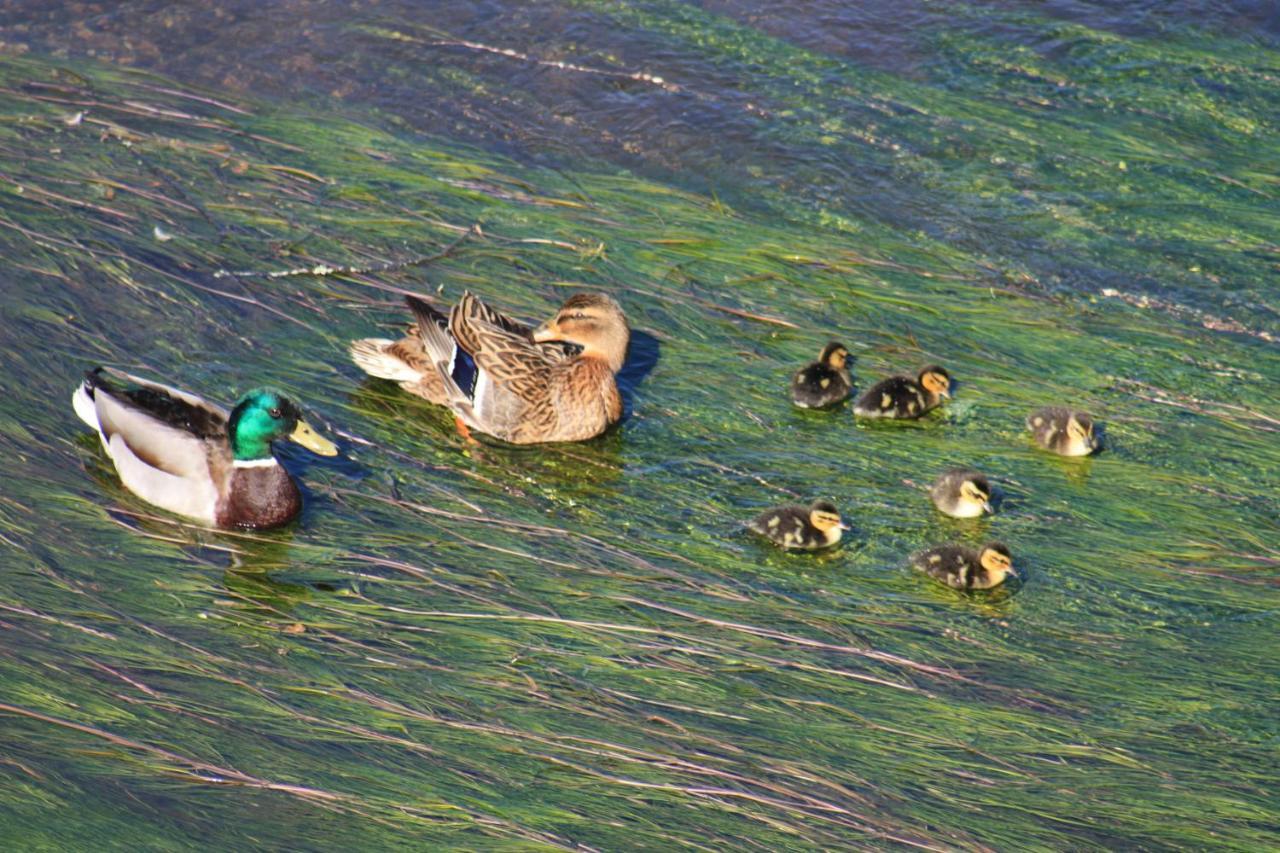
[791, 342, 852, 409]
[748, 499, 850, 551]
[853, 364, 951, 419]
[72, 367, 338, 529]
[1027, 407, 1097, 456]
[930, 468, 994, 518]
[912, 542, 1017, 590]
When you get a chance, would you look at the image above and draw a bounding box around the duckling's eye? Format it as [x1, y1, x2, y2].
[268, 407, 283, 419]
[570, 312, 588, 320]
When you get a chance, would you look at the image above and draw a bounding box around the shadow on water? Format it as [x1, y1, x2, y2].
[617, 328, 661, 419]
[348, 377, 630, 499]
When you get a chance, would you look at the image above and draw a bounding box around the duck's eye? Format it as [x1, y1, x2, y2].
[268, 407, 283, 419]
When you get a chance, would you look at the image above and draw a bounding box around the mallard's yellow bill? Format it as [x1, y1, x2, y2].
[289, 419, 338, 456]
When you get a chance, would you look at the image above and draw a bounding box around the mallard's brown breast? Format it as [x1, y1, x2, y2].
[216, 463, 302, 529]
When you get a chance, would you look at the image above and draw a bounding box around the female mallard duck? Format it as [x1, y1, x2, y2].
[791, 342, 852, 409]
[748, 500, 850, 551]
[72, 367, 337, 529]
[912, 542, 1017, 590]
[930, 468, 994, 518]
[853, 365, 951, 419]
[1027, 407, 1097, 456]
[395, 291, 629, 444]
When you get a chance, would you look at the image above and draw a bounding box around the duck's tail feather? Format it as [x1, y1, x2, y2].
[348, 338, 424, 383]
[72, 378, 100, 431]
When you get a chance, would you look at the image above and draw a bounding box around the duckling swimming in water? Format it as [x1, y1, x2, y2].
[1027, 407, 1097, 456]
[930, 468, 994, 518]
[791, 342, 852, 409]
[749, 500, 850, 551]
[853, 365, 951, 419]
[912, 542, 1017, 590]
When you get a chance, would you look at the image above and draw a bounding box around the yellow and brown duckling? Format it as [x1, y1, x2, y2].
[791, 342, 852, 409]
[912, 542, 1017, 590]
[749, 499, 850, 551]
[930, 468, 994, 518]
[1027, 407, 1097, 456]
[72, 367, 338, 529]
[853, 364, 951, 419]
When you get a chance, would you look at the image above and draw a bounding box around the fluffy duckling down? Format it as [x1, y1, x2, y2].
[749, 500, 850, 551]
[930, 468, 994, 518]
[854, 365, 951, 419]
[1027, 407, 1098, 456]
[791, 342, 852, 409]
[912, 542, 1017, 590]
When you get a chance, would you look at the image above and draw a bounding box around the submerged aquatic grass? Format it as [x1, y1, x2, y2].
[0, 4, 1277, 848]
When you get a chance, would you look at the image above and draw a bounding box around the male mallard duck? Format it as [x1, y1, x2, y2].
[1027, 407, 1097, 456]
[397, 291, 629, 444]
[912, 542, 1017, 590]
[853, 365, 951, 419]
[930, 468, 994, 518]
[791, 342, 852, 409]
[748, 500, 850, 551]
[72, 367, 337, 529]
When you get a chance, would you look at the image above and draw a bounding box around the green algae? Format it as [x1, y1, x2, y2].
[0, 7, 1277, 849]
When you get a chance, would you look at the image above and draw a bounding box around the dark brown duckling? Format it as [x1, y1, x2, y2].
[1027, 407, 1097, 456]
[930, 468, 994, 518]
[749, 499, 849, 551]
[791, 342, 852, 409]
[912, 542, 1017, 590]
[853, 365, 951, 419]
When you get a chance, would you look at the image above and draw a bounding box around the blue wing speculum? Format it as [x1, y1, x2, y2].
[450, 347, 480, 400]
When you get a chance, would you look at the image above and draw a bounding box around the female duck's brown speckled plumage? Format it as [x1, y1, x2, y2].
[71, 367, 337, 529]
[748, 500, 849, 551]
[349, 293, 549, 406]
[398, 291, 629, 444]
[791, 342, 852, 409]
[853, 365, 951, 419]
[1027, 407, 1098, 456]
[912, 542, 1017, 590]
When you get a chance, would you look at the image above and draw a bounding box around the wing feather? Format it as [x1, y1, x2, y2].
[96, 367, 229, 423]
[450, 293, 576, 405]
[106, 433, 218, 524]
[87, 372, 221, 479]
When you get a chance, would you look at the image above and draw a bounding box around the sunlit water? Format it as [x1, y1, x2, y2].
[0, 2, 1276, 849]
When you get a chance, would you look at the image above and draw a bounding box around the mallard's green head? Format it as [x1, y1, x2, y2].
[227, 390, 338, 461]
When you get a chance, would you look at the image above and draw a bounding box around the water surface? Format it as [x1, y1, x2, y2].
[0, 2, 1277, 849]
